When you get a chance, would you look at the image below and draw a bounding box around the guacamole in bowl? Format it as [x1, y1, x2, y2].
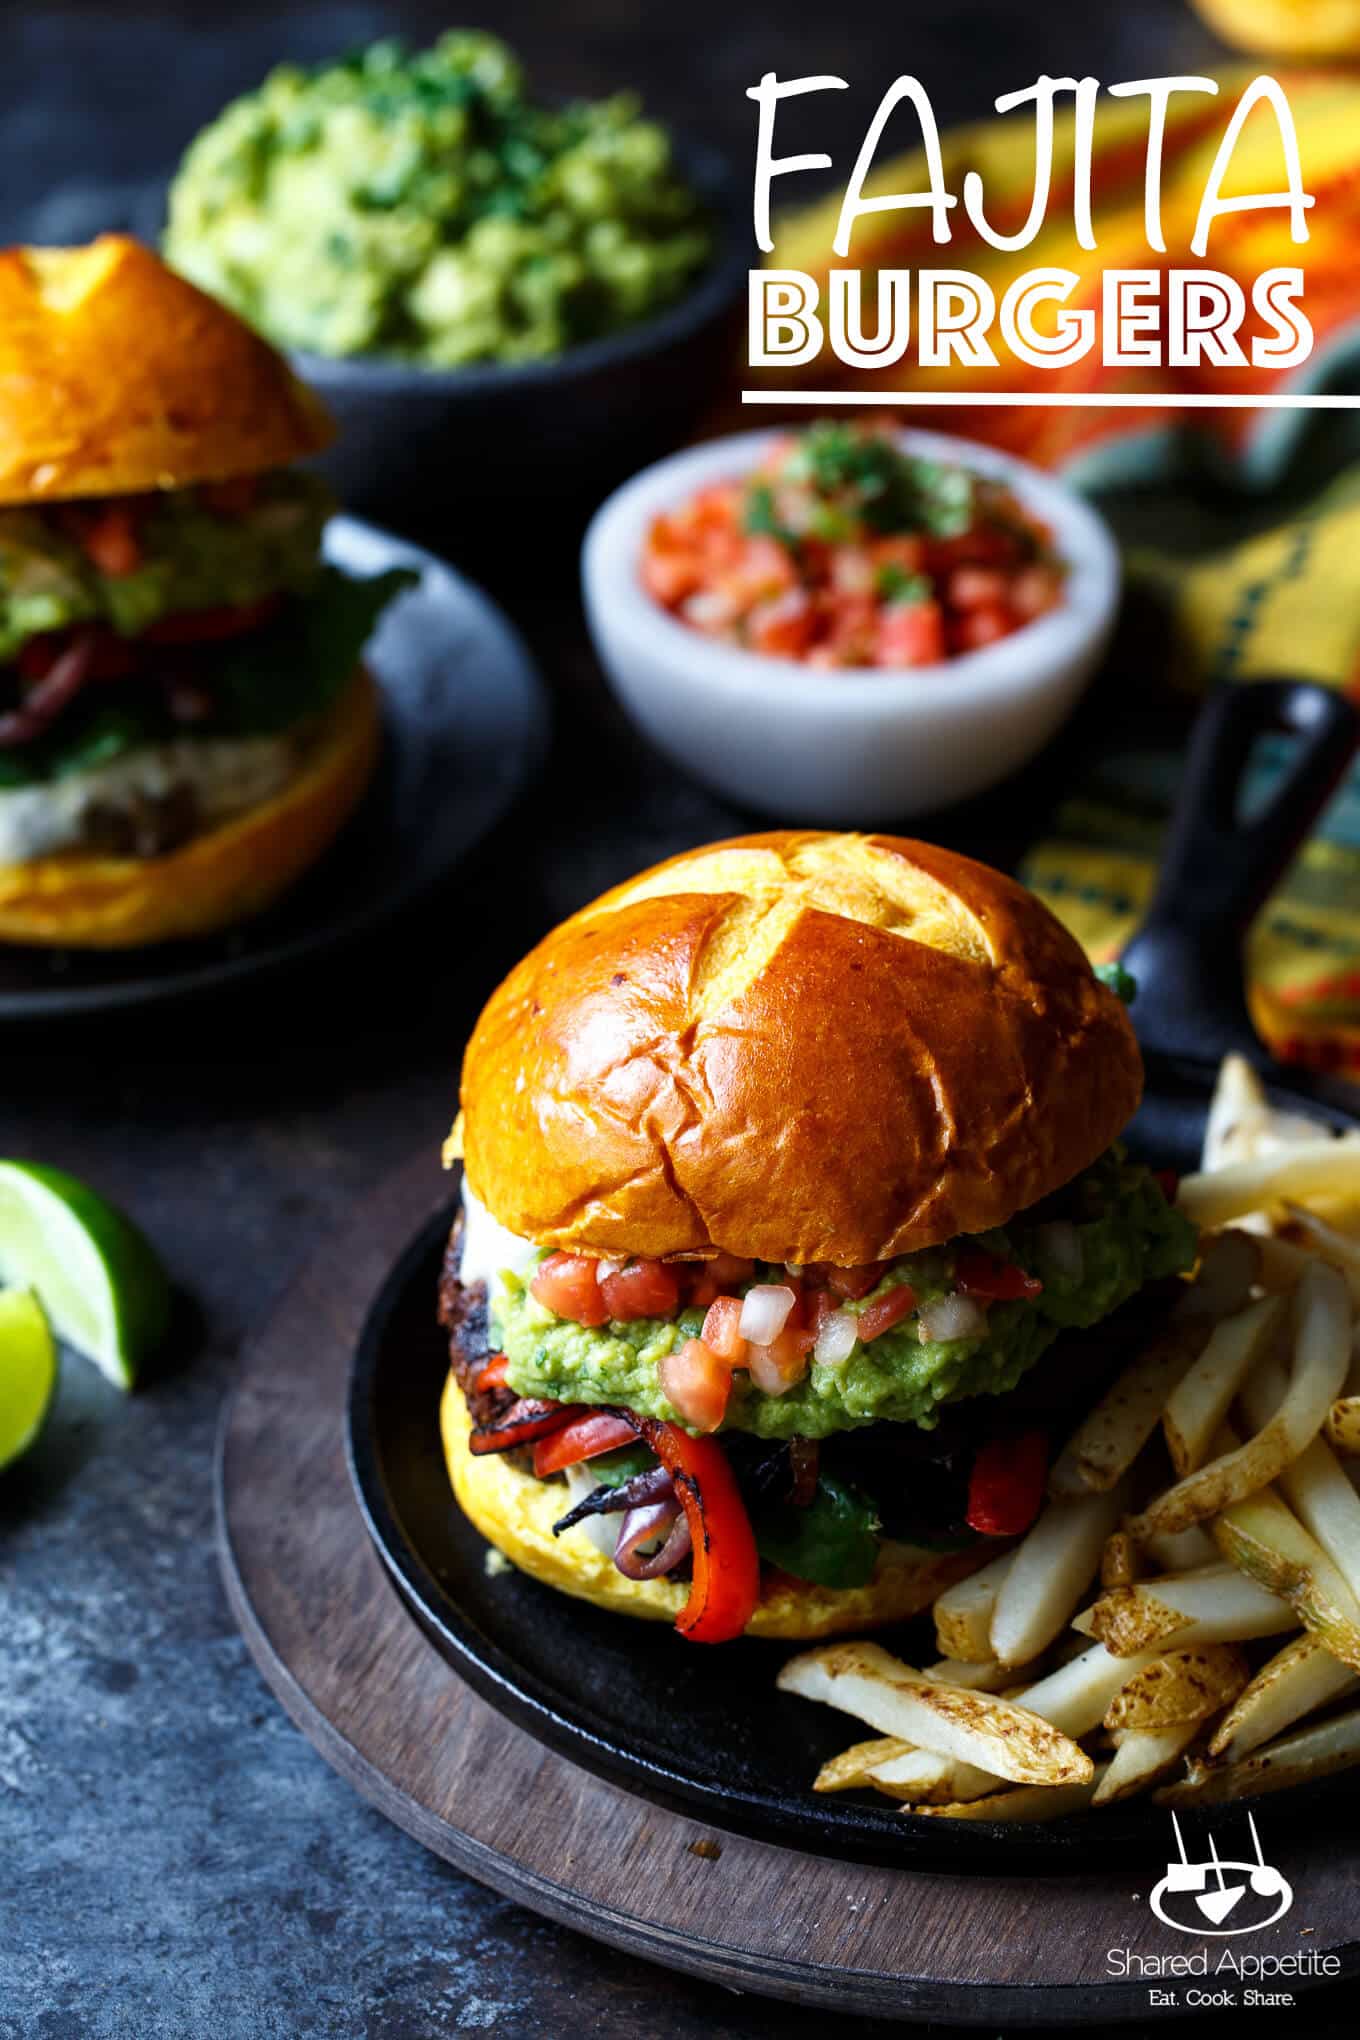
[164, 31, 714, 369]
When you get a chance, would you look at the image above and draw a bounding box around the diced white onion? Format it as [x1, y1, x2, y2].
[747, 1343, 804, 1395]
[814, 1309, 858, 1368]
[739, 1284, 797, 1344]
[784, 1263, 804, 1278]
[595, 1258, 626, 1282]
[917, 1292, 987, 1343]
[1034, 1221, 1083, 1283]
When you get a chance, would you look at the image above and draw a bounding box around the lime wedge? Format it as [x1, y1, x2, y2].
[0, 1288, 57, 1469]
[0, 1161, 170, 1389]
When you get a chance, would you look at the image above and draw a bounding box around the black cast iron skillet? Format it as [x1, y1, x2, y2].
[348, 680, 1360, 1872]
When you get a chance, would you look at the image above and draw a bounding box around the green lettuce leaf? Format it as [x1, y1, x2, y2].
[754, 1473, 880, 1589]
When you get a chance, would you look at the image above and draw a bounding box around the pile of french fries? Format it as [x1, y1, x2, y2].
[778, 1055, 1360, 1822]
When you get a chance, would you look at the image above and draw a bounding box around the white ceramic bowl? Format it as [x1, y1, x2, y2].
[582, 426, 1121, 824]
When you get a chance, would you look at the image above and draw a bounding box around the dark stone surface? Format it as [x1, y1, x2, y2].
[3, 5, 1359, 2036]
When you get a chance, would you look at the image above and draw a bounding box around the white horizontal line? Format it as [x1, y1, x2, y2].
[741, 389, 1360, 409]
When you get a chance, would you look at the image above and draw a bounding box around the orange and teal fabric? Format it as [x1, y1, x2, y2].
[770, 70, 1360, 1073]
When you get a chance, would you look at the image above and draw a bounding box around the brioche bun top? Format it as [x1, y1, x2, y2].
[455, 831, 1143, 1266]
[0, 236, 333, 504]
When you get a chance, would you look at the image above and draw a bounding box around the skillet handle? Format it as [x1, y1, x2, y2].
[1119, 680, 1359, 1067]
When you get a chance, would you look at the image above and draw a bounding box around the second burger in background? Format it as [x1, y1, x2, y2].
[0, 235, 411, 947]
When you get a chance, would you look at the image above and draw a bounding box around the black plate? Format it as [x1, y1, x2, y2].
[0, 518, 547, 1019]
[346, 1061, 1360, 1873]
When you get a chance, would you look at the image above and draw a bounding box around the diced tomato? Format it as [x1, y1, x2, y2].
[1009, 563, 1062, 619]
[856, 1284, 918, 1342]
[77, 505, 142, 578]
[688, 1251, 757, 1308]
[638, 1418, 761, 1642]
[875, 600, 945, 668]
[532, 1409, 639, 1477]
[870, 534, 927, 576]
[642, 542, 704, 607]
[474, 1352, 510, 1393]
[530, 1252, 608, 1327]
[955, 1250, 1043, 1302]
[141, 596, 283, 645]
[951, 603, 1017, 653]
[746, 1327, 813, 1395]
[806, 1289, 836, 1335]
[948, 565, 1010, 610]
[599, 1257, 682, 1321]
[825, 1261, 886, 1301]
[469, 1398, 577, 1456]
[966, 1429, 1049, 1536]
[747, 588, 816, 658]
[659, 1338, 733, 1433]
[701, 1295, 748, 1366]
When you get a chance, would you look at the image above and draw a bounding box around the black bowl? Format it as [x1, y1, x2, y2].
[293, 136, 748, 534]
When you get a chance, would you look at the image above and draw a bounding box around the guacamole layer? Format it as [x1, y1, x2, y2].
[0, 472, 330, 667]
[492, 1153, 1197, 1440]
[165, 31, 712, 367]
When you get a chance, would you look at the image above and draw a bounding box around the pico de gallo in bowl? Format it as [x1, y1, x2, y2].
[583, 422, 1120, 822]
[640, 421, 1064, 670]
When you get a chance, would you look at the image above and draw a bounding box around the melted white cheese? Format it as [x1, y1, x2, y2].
[458, 1180, 542, 1297]
[0, 734, 301, 863]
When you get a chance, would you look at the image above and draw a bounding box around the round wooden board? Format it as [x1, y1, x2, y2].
[217, 1152, 1360, 2026]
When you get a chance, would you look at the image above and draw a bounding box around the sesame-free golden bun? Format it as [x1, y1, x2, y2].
[453, 831, 1143, 1266]
[0, 236, 333, 505]
[0, 667, 379, 947]
[440, 1373, 983, 1638]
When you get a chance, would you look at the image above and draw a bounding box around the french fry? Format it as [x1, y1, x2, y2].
[932, 1552, 1014, 1662]
[1178, 1143, 1360, 1231]
[1102, 1530, 1141, 1589]
[1162, 1295, 1289, 1476]
[863, 1747, 1002, 1803]
[1048, 1329, 1204, 1498]
[1144, 1526, 1220, 1573]
[1211, 1485, 1360, 1672]
[1093, 1723, 1200, 1805]
[813, 1737, 912, 1792]
[1157, 1705, 1360, 1806]
[1327, 1398, 1360, 1456]
[991, 1480, 1128, 1666]
[924, 1658, 1018, 1693]
[1281, 1203, 1360, 1308]
[1009, 1641, 1161, 1737]
[1241, 1360, 1360, 1598]
[1085, 1568, 1295, 1655]
[915, 1772, 1106, 1821]
[1102, 1645, 1249, 1732]
[1199, 1054, 1269, 1173]
[1208, 1633, 1360, 1762]
[1128, 1262, 1351, 1540]
[776, 1641, 1094, 1787]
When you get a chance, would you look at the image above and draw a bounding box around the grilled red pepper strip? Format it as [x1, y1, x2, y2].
[635, 1417, 760, 1642]
[533, 1409, 638, 1478]
[468, 1398, 578, 1456]
[966, 1429, 1049, 1537]
[474, 1352, 511, 1394]
[954, 1250, 1043, 1302]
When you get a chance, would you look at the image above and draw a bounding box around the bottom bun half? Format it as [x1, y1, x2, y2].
[0, 665, 380, 948]
[441, 1374, 986, 1640]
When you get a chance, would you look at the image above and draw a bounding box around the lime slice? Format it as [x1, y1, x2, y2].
[0, 1161, 170, 1389]
[0, 1288, 57, 1469]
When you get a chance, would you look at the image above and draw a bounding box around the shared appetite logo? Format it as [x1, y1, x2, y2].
[740, 70, 1356, 410]
[1106, 1813, 1340, 2010]
[1150, 1810, 1291, 1935]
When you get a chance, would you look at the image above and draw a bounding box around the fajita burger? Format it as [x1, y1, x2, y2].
[0, 235, 411, 947]
[438, 832, 1197, 1643]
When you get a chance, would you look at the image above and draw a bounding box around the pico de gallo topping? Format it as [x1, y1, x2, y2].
[641, 420, 1064, 670]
